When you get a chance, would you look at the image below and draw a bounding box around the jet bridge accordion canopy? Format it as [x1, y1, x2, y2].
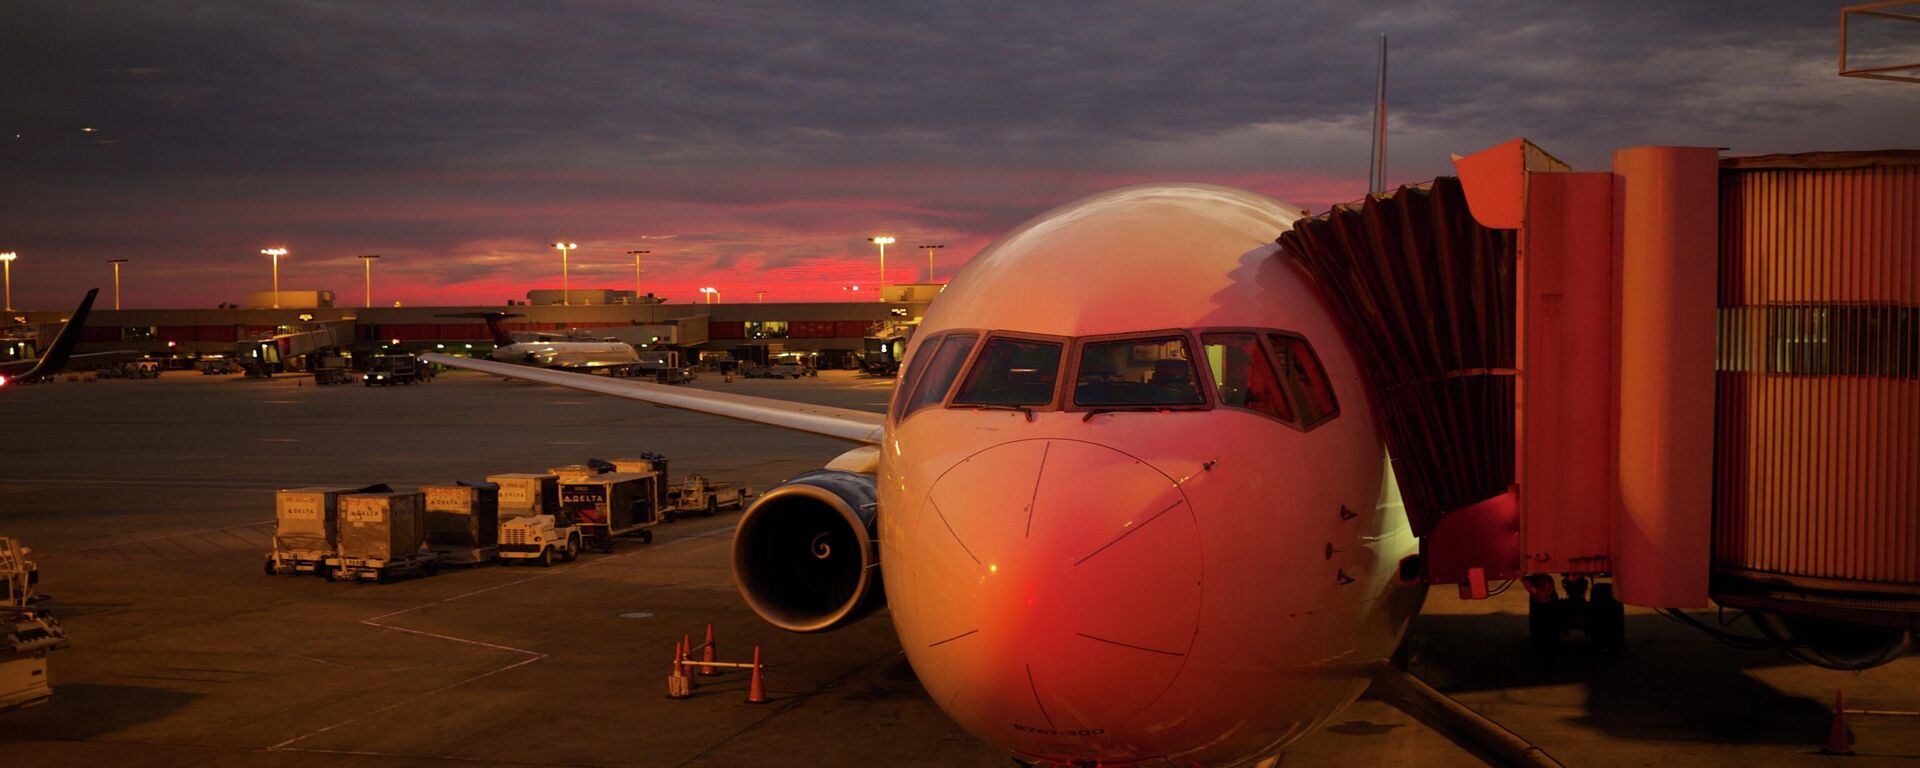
[1276, 178, 1516, 537]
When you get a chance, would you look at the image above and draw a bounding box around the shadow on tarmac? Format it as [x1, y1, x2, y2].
[2, 682, 201, 742]
[1407, 612, 1853, 747]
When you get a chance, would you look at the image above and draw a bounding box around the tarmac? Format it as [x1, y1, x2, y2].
[0, 369, 1914, 767]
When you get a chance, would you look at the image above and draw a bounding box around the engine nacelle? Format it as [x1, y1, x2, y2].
[732, 469, 882, 633]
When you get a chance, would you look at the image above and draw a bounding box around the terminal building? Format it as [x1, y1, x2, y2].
[5, 284, 943, 370]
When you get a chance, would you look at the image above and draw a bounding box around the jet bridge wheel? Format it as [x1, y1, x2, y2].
[1528, 596, 1563, 651]
[1586, 582, 1626, 652]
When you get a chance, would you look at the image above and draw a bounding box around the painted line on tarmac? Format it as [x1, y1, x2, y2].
[267, 522, 737, 755]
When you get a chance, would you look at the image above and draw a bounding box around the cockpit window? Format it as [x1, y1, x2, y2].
[1201, 332, 1294, 422]
[1073, 336, 1205, 407]
[897, 333, 978, 421]
[1268, 333, 1339, 428]
[952, 337, 1062, 406]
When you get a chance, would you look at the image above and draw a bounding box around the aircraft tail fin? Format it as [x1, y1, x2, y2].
[15, 289, 99, 382]
[435, 312, 523, 347]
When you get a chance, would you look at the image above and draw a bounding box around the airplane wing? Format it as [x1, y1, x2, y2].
[420, 353, 886, 445]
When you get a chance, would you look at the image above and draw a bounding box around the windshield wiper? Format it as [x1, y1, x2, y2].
[967, 404, 1036, 422]
[1082, 406, 1162, 422]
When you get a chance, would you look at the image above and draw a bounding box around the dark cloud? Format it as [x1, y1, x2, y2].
[0, 1, 1912, 307]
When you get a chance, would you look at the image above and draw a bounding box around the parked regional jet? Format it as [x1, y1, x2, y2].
[425, 184, 1422, 767]
[0, 289, 137, 386]
[440, 312, 641, 371]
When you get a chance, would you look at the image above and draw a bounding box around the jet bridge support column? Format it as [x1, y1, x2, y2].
[1460, 141, 1717, 609]
[1609, 147, 1717, 609]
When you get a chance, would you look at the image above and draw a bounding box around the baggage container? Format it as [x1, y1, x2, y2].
[488, 473, 558, 520]
[549, 464, 606, 483]
[331, 491, 437, 583]
[339, 491, 426, 561]
[267, 485, 373, 575]
[610, 455, 671, 510]
[423, 482, 499, 565]
[610, 455, 669, 476]
[560, 472, 660, 552]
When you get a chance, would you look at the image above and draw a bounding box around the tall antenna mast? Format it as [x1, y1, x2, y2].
[1368, 34, 1389, 195]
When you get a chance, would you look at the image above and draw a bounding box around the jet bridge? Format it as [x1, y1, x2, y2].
[1279, 139, 1918, 668]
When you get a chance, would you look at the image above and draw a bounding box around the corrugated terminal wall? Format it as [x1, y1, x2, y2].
[1715, 152, 1920, 594]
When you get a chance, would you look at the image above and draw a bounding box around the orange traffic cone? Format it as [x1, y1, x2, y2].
[667, 644, 692, 699]
[701, 624, 720, 676]
[682, 635, 699, 690]
[746, 645, 768, 704]
[1822, 689, 1854, 756]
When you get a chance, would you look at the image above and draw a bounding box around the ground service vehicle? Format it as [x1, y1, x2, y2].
[197, 358, 242, 375]
[364, 354, 424, 386]
[1, 537, 67, 711]
[758, 352, 810, 379]
[310, 354, 354, 385]
[498, 514, 581, 566]
[629, 350, 694, 384]
[860, 327, 911, 375]
[667, 474, 750, 520]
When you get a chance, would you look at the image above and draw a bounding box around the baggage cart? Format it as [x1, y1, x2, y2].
[423, 482, 500, 565]
[610, 454, 671, 511]
[330, 491, 437, 582]
[559, 471, 661, 552]
[266, 485, 383, 577]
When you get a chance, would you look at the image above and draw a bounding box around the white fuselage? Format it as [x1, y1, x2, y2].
[876, 184, 1422, 766]
[490, 340, 639, 370]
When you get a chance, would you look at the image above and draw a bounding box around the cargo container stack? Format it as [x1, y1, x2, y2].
[266, 486, 367, 577]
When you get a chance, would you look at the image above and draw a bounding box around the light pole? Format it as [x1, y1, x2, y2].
[552, 241, 579, 305]
[627, 249, 650, 300]
[261, 248, 287, 308]
[359, 254, 381, 308]
[700, 286, 719, 305]
[755, 290, 766, 303]
[108, 258, 128, 309]
[868, 236, 894, 302]
[0, 252, 15, 312]
[918, 244, 945, 282]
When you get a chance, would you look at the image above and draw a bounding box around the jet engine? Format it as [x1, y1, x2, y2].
[731, 469, 882, 633]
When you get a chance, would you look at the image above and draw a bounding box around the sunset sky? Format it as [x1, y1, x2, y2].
[2, 2, 1913, 310]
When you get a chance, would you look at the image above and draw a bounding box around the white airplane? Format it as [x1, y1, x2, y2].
[424, 183, 1422, 767]
[440, 312, 641, 371]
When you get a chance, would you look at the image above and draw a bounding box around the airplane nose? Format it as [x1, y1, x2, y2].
[903, 439, 1203, 759]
